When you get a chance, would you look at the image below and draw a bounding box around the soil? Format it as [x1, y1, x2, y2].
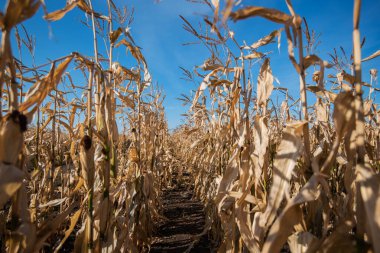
[150, 172, 215, 253]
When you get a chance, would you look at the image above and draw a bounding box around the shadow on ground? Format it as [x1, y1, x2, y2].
[150, 173, 214, 253]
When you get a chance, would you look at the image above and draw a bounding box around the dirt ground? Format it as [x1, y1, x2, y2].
[150, 173, 214, 253]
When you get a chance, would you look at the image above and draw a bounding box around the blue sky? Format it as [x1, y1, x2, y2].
[7, 0, 380, 129]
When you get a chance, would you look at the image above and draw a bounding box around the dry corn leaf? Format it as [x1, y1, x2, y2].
[262, 121, 307, 229]
[143, 61, 152, 86]
[0, 163, 24, 208]
[337, 71, 355, 85]
[115, 39, 146, 64]
[19, 56, 73, 113]
[69, 104, 79, 129]
[243, 51, 264, 60]
[44, 0, 107, 21]
[228, 191, 261, 206]
[216, 149, 239, 204]
[39, 115, 53, 133]
[321, 92, 355, 173]
[38, 197, 67, 209]
[56, 119, 75, 137]
[236, 205, 261, 253]
[250, 29, 283, 50]
[34, 202, 77, 251]
[305, 219, 361, 253]
[8, 221, 36, 253]
[257, 58, 274, 107]
[44, 1, 77, 21]
[222, 0, 234, 23]
[110, 27, 123, 44]
[231, 6, 292, 24]
[4, 0, 40, 29]
[285, 24, 301, 74]
[210, 79, 232, 87]
[363, 99, 372, 116]
[192, 68, 222, 108]
[303, 55, 322, 69]
[362, 50, 380, 62]
[73, 219, 87, 253]
[72, 177, 84, 195]
[262, 175, 321, 253]
[357, 173, 380, 252]
[252, 115, 269, 187]
[315, 99, 328, 123]
[287, 231, 318, 253]
[54, 207, 83, 253]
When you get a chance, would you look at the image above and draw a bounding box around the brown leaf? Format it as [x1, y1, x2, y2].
[8, 221, 36, 253]
[35, 202, 77, 251]
[110, 27, 123, 44]
[113, 90, 135, 109]
[262, 121, 307, 229]
[222, 0, 234, 23]
[287, 231, 318, 253]
[321, 92, 355, 174]
[56, 119, 75, 137]
[192, 67, 223, 108]
[337, 71, 355, 85]
[76, 0, 108, 20]
[363, 99, 373, 116]
[243, 51, 264, 60]
[257, 58, 274, 107]
[310, 220, 363, 253]
[44, 0, 107, 22]
[252, 115, 269, 187]
[19, 56, 73, 113]
[362, 50, 380, 62]
[4, 0, 40, 29]
[285, 24, 300, 73]
[357, 173, 380, 252]
[216, 150, 239, 205]
[54, 207, 83, 252]
[44, 1, 77, 21]
[0, 164, 24, 208]
[115, 39, 146, 64]
[303, 54, 322, 69]
[315, 99, 328, 123]
[231, 6, 292, 24]
[250, 29, 283, 50]
[235, 205, 261, 252]
[262, 175, 321, 253]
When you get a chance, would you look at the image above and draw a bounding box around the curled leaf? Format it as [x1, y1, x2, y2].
[257, 58, 274, 107]
[231, 6, 292, 24]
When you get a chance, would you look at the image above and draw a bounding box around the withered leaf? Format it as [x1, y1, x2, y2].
[362, 50, 380, 62]
[262, 121, 307, 229]
[257, 58, 274, 107]
[231, 6, 292, 24]
[250, 29, 283, 50]
[0, 164, 24, 208]
[262, 175, 321, 253]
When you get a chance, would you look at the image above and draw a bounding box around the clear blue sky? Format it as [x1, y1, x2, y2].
[7, 0, 380, 129]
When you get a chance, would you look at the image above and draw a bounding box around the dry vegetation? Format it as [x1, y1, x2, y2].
[0, 0, 167, 252]
[0, 0, 380, 253]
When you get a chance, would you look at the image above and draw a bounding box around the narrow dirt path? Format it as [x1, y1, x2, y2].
[150, 172, 213, 253]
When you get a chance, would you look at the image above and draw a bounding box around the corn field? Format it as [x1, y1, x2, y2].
[0, 0, 379, 252]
